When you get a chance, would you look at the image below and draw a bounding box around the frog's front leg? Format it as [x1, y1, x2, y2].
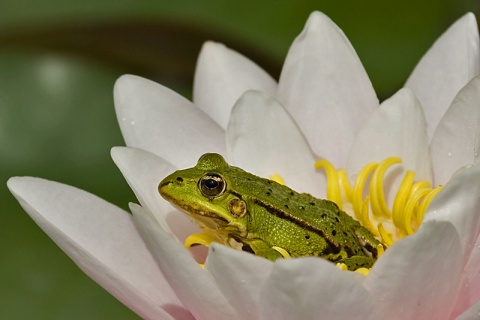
[240, 239, 285, 261]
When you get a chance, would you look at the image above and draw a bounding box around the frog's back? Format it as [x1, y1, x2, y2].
[227, 165, 369, 256]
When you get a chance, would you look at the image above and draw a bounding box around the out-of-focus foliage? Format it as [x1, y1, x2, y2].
[0, 0, 477, 318]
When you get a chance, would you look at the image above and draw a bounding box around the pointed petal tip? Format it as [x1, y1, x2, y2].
[198, 41, 226, 56]
[110, 145, 126, 160]
[194, 40, 276, 129]
[405, 11, 480, 140]
[305, 11, 333, 27]
[7, 176, 43, 198]
[462, 11, 477, 24]
[7, 177, 25, 201]
[114, 74, 141, 94]
[129, 201, 142, 214]
[300, 11, 346, 43]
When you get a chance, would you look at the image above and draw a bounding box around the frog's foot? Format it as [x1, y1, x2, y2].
[337, 256, 375, 272]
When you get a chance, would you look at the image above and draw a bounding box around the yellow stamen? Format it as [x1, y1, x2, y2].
[369, 157, 401, 218]
[338, 169, 353, 203]
[376, 243, 385, 257]
[269, 173, 285, 185]
[403, 187, 431, 235]
[416, 185, 443, 225]
[392, 171, 415, 227]
[317, 157, 442, 246]
[336, 263, 348, 271]
[359, 196, 379, 236]
[378, 223, 394, 246]
[315, 160, 342, 209]
[184, 233, 216, 248]
[352, 162, 378, 220]
[355, 268, 370, 276]
[272, 246, 291, 258]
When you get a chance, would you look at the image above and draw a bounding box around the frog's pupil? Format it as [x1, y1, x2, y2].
[205, 179, 219, 189]
[199, 174, 226, 198]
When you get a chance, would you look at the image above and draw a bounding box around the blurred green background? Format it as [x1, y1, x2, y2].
[1, 1, 478, 318]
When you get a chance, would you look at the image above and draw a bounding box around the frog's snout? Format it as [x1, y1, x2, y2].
[158, 173, 186, 199]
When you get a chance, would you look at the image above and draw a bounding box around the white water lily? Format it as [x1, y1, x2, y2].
[8, 11, 480, 319]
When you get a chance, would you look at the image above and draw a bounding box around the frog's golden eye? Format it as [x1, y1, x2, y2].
[199, 174, 226, 198]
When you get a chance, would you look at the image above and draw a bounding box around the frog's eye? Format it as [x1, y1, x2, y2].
[199, 174, 226, 198]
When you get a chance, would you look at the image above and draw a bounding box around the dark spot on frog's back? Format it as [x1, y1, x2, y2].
[176, 177, 183, 182]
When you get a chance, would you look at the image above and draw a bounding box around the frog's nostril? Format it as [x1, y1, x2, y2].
[176, 177, 184, 183]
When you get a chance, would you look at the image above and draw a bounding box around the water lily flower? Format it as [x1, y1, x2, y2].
[8, 11, 480, 319]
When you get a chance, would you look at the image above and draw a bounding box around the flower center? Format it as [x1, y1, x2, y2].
[183, 157, 442, 273]
[315, 157, 443, 246]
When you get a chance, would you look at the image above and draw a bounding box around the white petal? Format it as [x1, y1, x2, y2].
[7, 177, 181, 320]
[405, 13, 480, 140]
[131, 203, 239, 320]
[227, 90, 326, 197]
[346, 88, 432, 204]
[259, 258, 381, 319]
[456, 300, 480, 320]
[277, 11, 378, 166]
[204, 244, 273, 319]
[451, 234, 480, 318]
[111, 147, 199, 241]
[430, 75, 480, 185]
[114, 75, 225, 168]
[193, 41, 277, 129]
[364, 220, 463, 320]
[424, 162, 480, 261]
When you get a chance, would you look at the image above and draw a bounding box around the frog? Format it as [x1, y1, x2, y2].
[158, 153, 385, 270]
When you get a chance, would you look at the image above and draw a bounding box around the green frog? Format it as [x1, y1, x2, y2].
[159, 153, 385, 270]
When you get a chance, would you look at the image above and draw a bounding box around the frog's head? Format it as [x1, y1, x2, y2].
[158, 153, 247, 234]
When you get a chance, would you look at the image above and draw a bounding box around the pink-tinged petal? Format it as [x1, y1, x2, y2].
[193, 41, 277, 129]
[258, 258, 381, 319]
[346, 88, 432, 204]
[430, 76, 480, 185]
[277, 11, 378, 167]
[204, 244, 273, 319]
[456, 300, 480, 320]
[364, 221, 463, 320]
[130, 203, 239, 320]
[451, 234, 480, 318]
[227, 90, 325, 197]
[7, 177, 181, 320]
[424, 162, 480, 262]
[114, 75, 225, 168]
[405, 13, 480, 140]
[111, 147, 199, 242]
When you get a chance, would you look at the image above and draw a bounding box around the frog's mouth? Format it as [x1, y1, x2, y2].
[167, 200, 230, 231]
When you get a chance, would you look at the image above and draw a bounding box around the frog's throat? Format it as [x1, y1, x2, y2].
[316, 157, 443, 245]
